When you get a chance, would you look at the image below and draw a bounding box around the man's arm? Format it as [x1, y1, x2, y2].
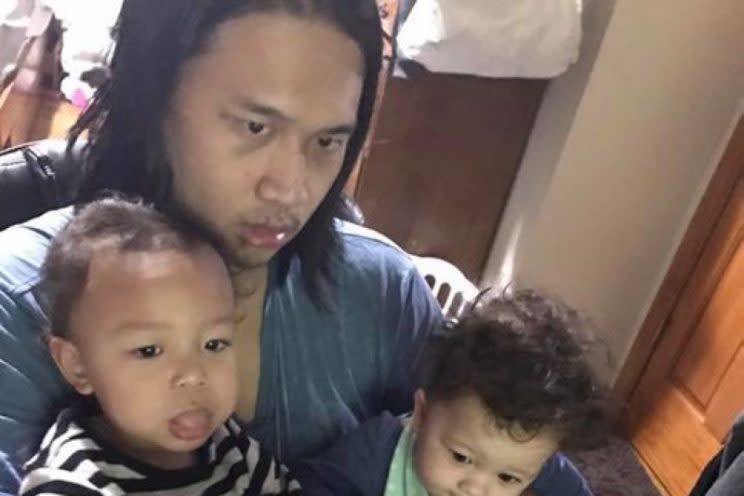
[0, 209, 73, 494]
[291, 412, 402, 496]
[0, 453, 20, 496]
[383, 266, 443, 414]
[530, 452, 594, 496]
[0, 287, 68, 495]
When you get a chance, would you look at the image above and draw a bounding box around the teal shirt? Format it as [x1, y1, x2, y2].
[384, 424, 427, 496]
[0, 209, 443, 492]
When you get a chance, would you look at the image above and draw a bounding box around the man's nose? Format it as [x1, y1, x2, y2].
[256, 136, 311, 206]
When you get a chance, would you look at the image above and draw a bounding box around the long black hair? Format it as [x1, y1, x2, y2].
[68, 0, 382, 304]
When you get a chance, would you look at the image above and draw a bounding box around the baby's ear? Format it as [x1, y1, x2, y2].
[48, 336, 94, 395]
[412, 389, 428, 432]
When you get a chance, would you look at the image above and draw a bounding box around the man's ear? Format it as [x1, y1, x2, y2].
[412, 389, 428, 432]
[48, 336, 94, 395]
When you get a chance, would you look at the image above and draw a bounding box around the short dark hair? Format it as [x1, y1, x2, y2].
[41, 197, 207, 338]
[419, 289, 607, 451]
[68, 0, 383, 305]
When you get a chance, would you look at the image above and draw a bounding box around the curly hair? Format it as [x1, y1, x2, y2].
[419, 289, 608, 451]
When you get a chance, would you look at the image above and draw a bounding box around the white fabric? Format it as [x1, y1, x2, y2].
[397, 0, 582, 78]
[0, 0, 35, 77]
[42, 0, 122, 103]
[0, 0, 121, 103]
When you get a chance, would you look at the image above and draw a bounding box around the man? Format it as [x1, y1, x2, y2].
[0, 1, 589, 494]
[0, 0, 440, 490]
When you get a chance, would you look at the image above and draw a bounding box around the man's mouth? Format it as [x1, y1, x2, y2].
[239, 221, 299, 250]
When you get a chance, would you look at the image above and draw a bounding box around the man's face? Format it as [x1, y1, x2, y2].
[163, 12, 365, 271]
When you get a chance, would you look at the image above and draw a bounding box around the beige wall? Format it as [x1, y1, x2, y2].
[483, 0, 744, 382]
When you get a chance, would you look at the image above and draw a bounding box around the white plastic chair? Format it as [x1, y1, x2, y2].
[410, 255, 479, 318]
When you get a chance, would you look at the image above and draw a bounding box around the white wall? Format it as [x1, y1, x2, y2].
[483, 0, 617, 289]
[0, 1, 35, 73]
[483, 0, 744, 383]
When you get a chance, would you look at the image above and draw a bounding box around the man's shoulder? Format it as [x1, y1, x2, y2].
[0, 208, 72, 295]
[335, 220, 403, 251]
[334, 220, 415, 277]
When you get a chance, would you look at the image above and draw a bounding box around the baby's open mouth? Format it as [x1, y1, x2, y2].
[168, 408, 214, 442]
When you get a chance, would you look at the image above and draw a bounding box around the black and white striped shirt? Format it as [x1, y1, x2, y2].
[21, 409, 301, 495]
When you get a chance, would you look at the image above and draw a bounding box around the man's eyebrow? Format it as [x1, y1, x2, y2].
[322, 124, 356, 135]
[233, 96, 356, 135]
[235, 99, 291, 122]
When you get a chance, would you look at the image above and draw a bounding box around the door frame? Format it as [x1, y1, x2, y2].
[613, 104, 744, 421]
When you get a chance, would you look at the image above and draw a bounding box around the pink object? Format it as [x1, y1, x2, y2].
[69, 87, 89, 110]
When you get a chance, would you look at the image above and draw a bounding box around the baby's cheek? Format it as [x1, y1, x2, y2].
[213, 364, 239, 411]
[415, 443, 451, 490]
[97, 372, 156, 412]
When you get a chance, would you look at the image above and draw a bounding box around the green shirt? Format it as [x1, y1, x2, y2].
[384, 424, 428, 496]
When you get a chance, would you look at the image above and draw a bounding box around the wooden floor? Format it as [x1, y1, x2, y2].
[636, 447, 671, 496]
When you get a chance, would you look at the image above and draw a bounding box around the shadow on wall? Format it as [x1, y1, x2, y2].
[482, 0, 618, 289]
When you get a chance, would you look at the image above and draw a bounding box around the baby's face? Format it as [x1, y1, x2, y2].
[60, 244, 237, 467]
[412, 393, 558, 496]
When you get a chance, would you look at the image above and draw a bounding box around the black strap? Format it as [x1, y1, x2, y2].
[24, 146, 61, 209]
[0, 140, 85, 231]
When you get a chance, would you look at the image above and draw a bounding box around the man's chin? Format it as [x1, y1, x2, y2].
[224, 246, 276, 273]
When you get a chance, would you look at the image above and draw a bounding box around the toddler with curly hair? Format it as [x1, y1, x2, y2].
[295, 290, 608, 496]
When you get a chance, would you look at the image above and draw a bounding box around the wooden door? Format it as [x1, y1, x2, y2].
[626, 117, 744, 496]
[344, 0, 399, 197]
[354, 74, 546, 281]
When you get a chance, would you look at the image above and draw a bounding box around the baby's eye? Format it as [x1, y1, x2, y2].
[449, 449, 472, 465]
[205, 339, 231, 352]
[132, 345, 162, 359]
[498, 473, 522, 485]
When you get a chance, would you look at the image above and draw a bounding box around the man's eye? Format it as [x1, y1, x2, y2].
[133, 345, 162, 359]
[450, 450, 472, 465]
[317, 135, 344, 151]
[205, 339, 231, 352]
[498, 473, 522, 485]
[246, 120, 267, 135]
